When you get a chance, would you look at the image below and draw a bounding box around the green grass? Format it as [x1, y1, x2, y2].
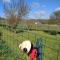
[0, 33, 17, 60]
[31, 31, 60, 60]
[0, 26, 60, 60]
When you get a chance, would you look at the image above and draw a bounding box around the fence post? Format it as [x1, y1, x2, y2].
[0, 32, 2, 42]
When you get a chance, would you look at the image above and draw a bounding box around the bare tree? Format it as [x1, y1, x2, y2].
[3, 0, 30, 26]
[26, 20, 34, 29]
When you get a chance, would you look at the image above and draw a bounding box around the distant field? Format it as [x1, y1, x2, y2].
[0, 24, 60, 60]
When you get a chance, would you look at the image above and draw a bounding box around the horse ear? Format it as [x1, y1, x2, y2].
[19, 44, 22, 48]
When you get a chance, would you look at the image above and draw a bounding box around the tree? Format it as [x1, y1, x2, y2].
[50, 10, 60, 20]
[3, 0, 30, 26]
[26, 20, 34, 30]
[48, 9, 60, 24]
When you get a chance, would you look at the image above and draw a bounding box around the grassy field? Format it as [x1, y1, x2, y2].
[0, 25, 60, 60]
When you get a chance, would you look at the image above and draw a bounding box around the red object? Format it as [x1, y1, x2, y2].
[28, 48, 37, 60]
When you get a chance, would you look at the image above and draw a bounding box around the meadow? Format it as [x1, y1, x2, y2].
[0, 23, 60, 60]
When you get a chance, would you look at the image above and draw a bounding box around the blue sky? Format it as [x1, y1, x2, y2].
[0, 0, 60, 19]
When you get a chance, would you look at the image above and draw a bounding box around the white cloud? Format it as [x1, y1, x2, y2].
[31, 2, 40, 9]
[27, 2, 47, 19]
[55, 7, 60, 12]
[31, 2, 47, 9]
[3, 0, 10, 3]
[32, 10, 46, 18]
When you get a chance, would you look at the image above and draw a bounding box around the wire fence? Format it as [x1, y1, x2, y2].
[0, 23, 60, 60]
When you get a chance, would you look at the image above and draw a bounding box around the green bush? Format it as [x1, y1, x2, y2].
[0, 40, 18, 60]
[16, 29, 24, 33]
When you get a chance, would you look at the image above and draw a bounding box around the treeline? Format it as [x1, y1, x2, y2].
[42, 19, 60, 25]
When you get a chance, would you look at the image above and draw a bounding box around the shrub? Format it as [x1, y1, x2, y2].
[16, 29, 24, 33]
[50, 31, 57, 35]
[58, 32, 60, 34]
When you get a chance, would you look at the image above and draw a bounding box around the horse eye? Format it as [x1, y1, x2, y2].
[23, 48, 27, 53]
